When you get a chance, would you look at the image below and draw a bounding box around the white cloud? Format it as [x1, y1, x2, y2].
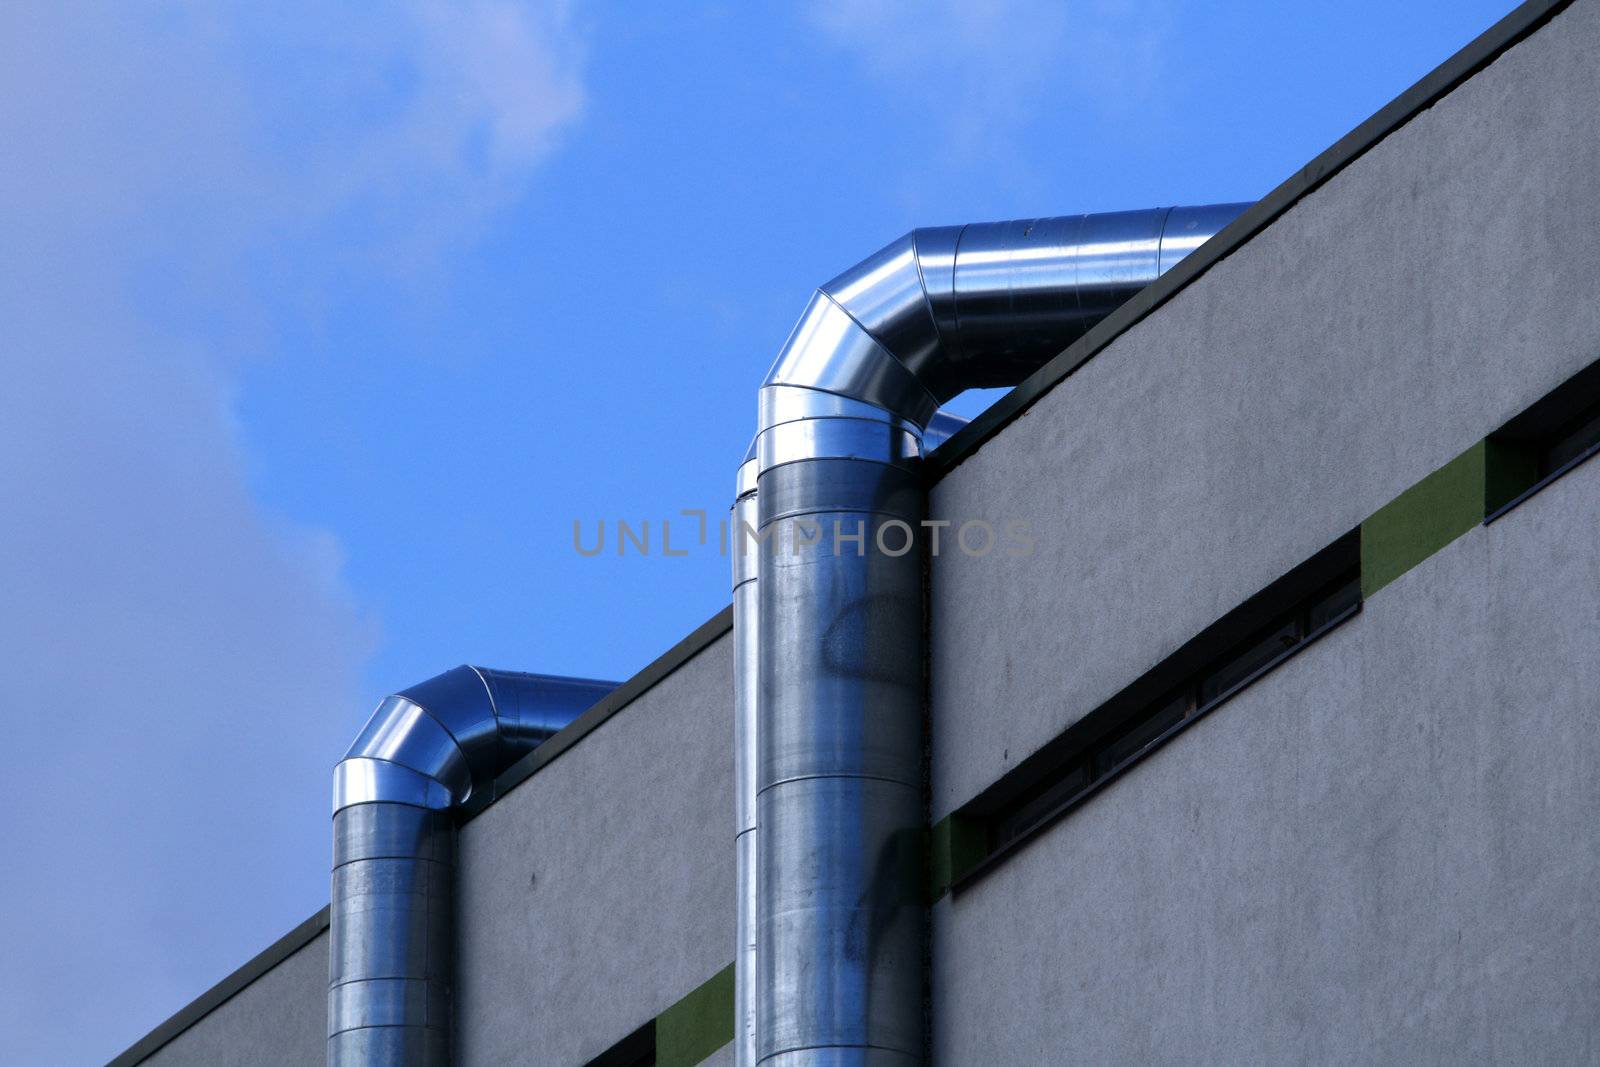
[809, 0, 1172, 158]
[0, 2, 587, 1062]
[236, 0, 589, 276]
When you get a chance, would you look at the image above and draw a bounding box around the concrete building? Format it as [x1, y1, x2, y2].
[113, 0, 1600, 1062]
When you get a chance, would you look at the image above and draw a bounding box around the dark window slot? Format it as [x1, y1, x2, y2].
[1092, 693, 1189, 778]
[1200, 619, 1299, 706]
[1486, 355, 1600, 522]
[1543, 403, 1600, 475]
[1308, 575, 1361, 632]
[584, 1019, 655, 1067]
[956, 532, 1361, 887]
[994, 761, 1090, 847]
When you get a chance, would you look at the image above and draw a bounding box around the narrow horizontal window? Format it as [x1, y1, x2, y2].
[1199, 620, 1298, 707]
[1486, 355, 1600, 522]
[951, 531, 1361, 889]
[1092, 692, 1189, 779]
[585, 1020, 655, 1067]
[1544, 403, 1600, 475]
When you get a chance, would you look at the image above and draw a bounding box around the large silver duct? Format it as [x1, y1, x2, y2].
[747, 204, 1248, 1064]
[732, 414, 966, 1067]
[329, 666, 615, 1065]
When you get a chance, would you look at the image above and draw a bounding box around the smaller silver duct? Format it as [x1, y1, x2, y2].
[330, 666, 615, 1066]
[732, 449, 761, 1067]
[751, 203, 1247, 1064]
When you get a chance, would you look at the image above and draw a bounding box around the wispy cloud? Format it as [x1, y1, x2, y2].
[231, 0, 588, 277]
[808, 0, 1173, 160]
[0, 3, 587, 1062]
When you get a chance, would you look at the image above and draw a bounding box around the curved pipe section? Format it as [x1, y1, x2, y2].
[750, 203, 1247, 1064]
[329, 666, 615, 1065]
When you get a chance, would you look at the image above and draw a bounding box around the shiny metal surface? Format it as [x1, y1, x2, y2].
[754, 384, 925, 1065]
[347, 695, 472, 803]
[1160, 202, 1248, 273]
[329, 667, 615, 1066]
[473, 667, 617, 746]
[758, 777, 923, 1055]
[922, 410, 969, 452]
[329, 803, 453, 1067]
[747, 202, 1248, 1064]
[733, 455, 761, 1067]
[758, 383, 926, 431]
[332, 756, 453, 813]
[763, 292, 941, 426]
[734, 824, 760, 1067]
[757, 417, 922, 473]
[817, 204, 1250, 400]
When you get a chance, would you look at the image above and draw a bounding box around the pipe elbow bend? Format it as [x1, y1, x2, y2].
[758, 204, 1253, 442]
[759, 228, 958, 434]
[332, 665, 615, 815]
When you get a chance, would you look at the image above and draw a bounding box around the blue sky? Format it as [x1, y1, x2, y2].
[0, 1, 1518, 1061]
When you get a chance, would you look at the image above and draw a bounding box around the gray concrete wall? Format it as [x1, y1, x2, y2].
[130, 632, 732, 1066]
[141, 932, 327, 1067]
[933, 450, 1600, 1064]
[454, 633, 733, 1066]
[928, 0, 1600, 819]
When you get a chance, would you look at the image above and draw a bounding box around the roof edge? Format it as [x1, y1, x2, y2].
[107, 905, 331, 1067]
[925, 0, 1575, 483]
[106, 604, 736, 1062]
[461, 603, 733, 818]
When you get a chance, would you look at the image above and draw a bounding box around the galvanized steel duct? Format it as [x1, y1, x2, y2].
[743, 204, 1248, 1064]
[329, 666, 615, 1065]
[732, 413, 966, 1067]
[732, 447, 761, 1067]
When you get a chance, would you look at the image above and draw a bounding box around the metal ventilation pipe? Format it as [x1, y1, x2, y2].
[329, 666, 615, 1065]
[747, 204, 1248, 1064]
[732, 413, 965, 1067]
[732, 446, 761, 1067]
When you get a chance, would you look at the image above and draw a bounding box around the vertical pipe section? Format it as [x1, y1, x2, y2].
[330, 798, 455, 1063]
[732, 452, 761, 1067]
[756, 390, 927, 1065]
[736, 409, 962, 1066]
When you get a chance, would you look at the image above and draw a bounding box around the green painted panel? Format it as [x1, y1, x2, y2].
[656, 963, 734, 1067]
[1361, 433, 1547, 595]
[929, 813, 990, 904]
[1361, 440, 1491, 596]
